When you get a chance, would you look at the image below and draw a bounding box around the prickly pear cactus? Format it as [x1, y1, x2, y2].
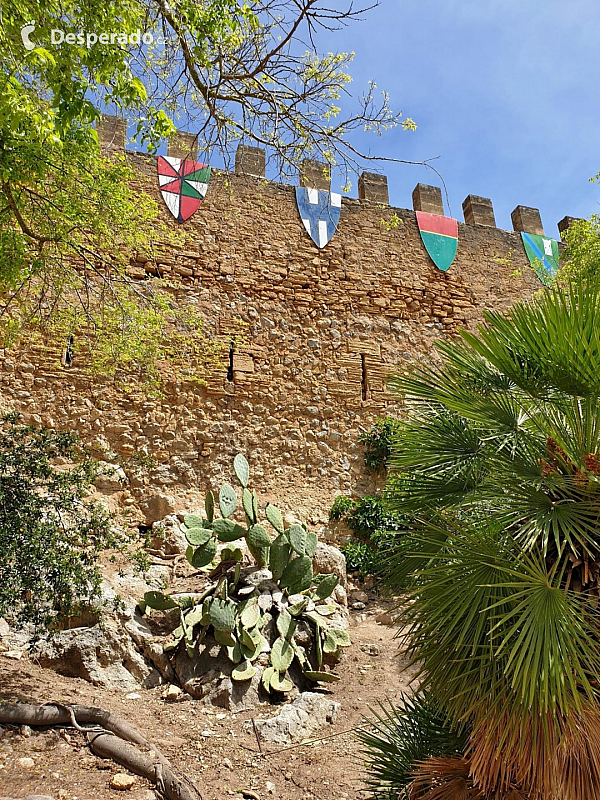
[140, 454, 350, 694]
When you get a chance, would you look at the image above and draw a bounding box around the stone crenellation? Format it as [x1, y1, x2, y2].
[0, 115, 576, 523]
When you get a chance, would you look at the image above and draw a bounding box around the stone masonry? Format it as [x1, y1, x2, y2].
[0, 116, 560, 522]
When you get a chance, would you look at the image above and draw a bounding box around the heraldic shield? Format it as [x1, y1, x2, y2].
[157, 155, 211, 223]
[295, 187, 341, 248]
[521, 232, 559, 285]
[416, 211, 458, 272]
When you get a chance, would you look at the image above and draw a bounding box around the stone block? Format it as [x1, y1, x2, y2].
[96, 114, 126, 150]
[511, 205, 544, 235]
[359, 172, 389, 204]
[412, 183, 443, 215]
[235, 144, 266, 177]
[462, 195, 496, 227]
[300, 159, 330, 191]
[167, 131, 198, 160]
[557, 215, 581, 239]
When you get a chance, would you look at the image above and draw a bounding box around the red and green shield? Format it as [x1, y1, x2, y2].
[157, 155, 211, 222]
[416, 211, 458, 272]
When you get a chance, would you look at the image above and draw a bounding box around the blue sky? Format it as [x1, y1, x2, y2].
[316, 0, 600, 237]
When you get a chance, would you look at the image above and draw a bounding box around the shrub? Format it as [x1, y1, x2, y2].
[0, 414, 118, 626]
[359, 417, 404, 472]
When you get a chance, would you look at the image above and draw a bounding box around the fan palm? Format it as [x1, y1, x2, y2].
[366, 280, 600, 799]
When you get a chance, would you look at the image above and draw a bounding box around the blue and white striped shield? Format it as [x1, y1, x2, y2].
[295, 187, 341, 248]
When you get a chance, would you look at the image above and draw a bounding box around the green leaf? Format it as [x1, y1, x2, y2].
[205, 491, 215, 523]
[185, 605, 205, 627]
[280, 556, 313, 594]
[191, 537, 217, 568]
[210, 598, 236, 631]
[143, 591, 179, 611]
[303, 670, 340, 683]
[323, 629, 351, 653]
[262, 665, 277, 692]
[219, 484, 238, 518]
[184, 514, 204, 529]
[271, 636, 295, 671]
[234, 453, 250, 488]
[270, 671, 293, 693]
[276, 609, 296, 640]
[232, 660, 256, 681]
[185, 526, 213, 547]
[248, 524, 271, 549]
[269, 534, 291, 580]
[214, 628, 237, 647]
[288, 524, 307, 556]
[243, 488, 256, 523]
[212, 518, 246, 542]
[305, 531, 318, 558]
[240, 597, 261, 629]
[226, 640, 244, 663]
[314, 574, 338, 600]
[265, 504, 284, 534]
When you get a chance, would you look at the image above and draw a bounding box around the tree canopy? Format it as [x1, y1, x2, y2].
[0, 0, 413, 386]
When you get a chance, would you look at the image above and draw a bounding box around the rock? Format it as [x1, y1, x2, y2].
[351, 601, 366, 610]
[253, 691, 340, 744]
[110, 772, 136, 789]
[139, 493, 176, 524]
[266, 782, 276, 795]
[164, 683, 184, 701]
[94, 462, 128, 493]
[349, 590, 368, 603]
[312, 543, 347, 588]
[361, 643, 381, 656]
[1, 796, 55, 800]
[125, 692, 142, 700]
[0, 617, 10, 637]
[17, 756, 35, 769]
[333, 585, 347, 606]
[149, 514, 189, 556]
[33, 615, 160, 691]
[174, 641, 265, 711]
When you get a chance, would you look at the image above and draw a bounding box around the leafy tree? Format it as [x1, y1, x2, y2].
[0, 1, 416, 386]
[0, 414, 121, 626]
[363, 280, 600, 799]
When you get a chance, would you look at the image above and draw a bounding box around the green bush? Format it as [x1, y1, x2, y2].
[331, 494, 407, 579]
[359, 417, 404, 472]
[0, 414, 118, 626]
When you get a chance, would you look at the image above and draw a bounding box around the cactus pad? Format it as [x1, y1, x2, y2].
[265, 504, 284, 534]
[271, 636, 295, 671]
[234, 453, 250, 488]
[280, 555, 313, 593]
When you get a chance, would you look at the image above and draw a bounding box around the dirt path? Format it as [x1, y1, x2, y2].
[0, 598, 414, 800]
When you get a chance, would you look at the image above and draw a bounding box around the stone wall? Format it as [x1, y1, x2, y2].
[0, 117, 559, 525]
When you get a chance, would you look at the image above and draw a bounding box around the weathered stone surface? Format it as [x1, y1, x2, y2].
[253, 691, 340, 744]
[0, 156, 541, 524]
[94, 461, 128, 492]
[139, 493, 176, 524]
[149, 514, 188, 555]
[110, 772, 137, 790]
[33, 616, 160, 690]
[313, 542, 347, 588]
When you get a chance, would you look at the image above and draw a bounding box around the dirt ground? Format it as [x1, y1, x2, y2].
[0, 598, 415, 800]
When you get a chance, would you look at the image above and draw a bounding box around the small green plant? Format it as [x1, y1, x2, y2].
[330, 494, 407, 579]
[141, 454, 350, 692]
[0, 414, 120, 626]
[359, 417, 404, 472]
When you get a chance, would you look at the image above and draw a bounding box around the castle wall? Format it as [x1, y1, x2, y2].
[0, 121, 549, 525]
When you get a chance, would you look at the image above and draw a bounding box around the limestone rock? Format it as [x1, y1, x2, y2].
[253, 691, 340, 744]
[110, 772, 136, 789]
[312, 542, 347, 588]
[149, 514, 188, 555]
[33, 615, 160, 691]
[139, 493, 176, 524]
[94, 462, 128, 493]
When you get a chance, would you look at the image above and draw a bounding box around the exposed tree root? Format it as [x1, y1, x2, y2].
[0, 702, 202, 800]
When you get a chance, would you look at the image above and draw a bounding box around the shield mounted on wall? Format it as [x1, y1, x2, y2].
[416, 211, 458, 272]
[521, 232, 559, 285]
[295, 187, 341, 248]
[157, 155, 211, 223]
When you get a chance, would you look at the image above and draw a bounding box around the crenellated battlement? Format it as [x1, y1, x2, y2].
[97, 114, 578, 240]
